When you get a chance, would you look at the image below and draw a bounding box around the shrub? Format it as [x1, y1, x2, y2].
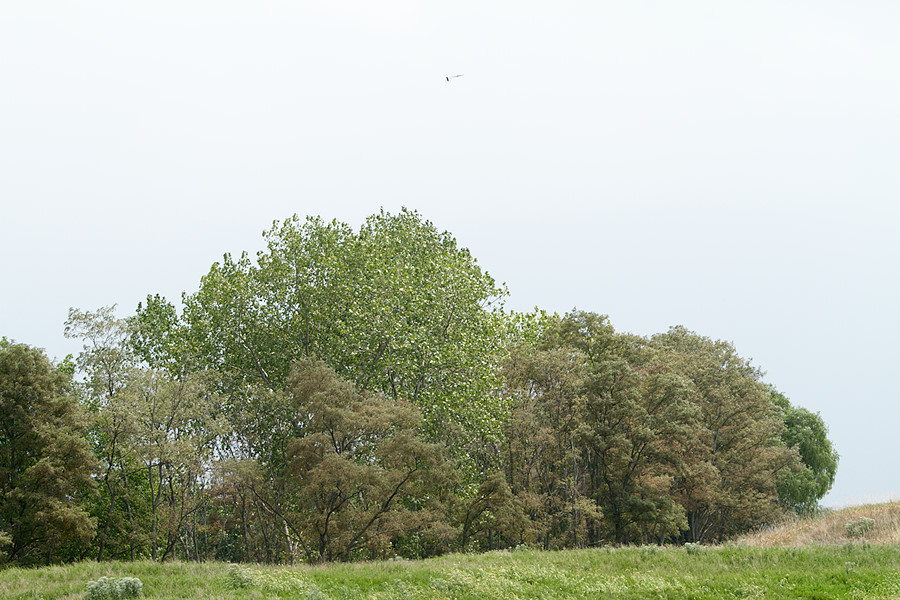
[684, 542, 707, 555]
[224, 564, 329, 597]
[226, 563, 257, 589]
[0, 530, 10, 562]
[845, 517, 876, 538]
[85, 577, 143, 599]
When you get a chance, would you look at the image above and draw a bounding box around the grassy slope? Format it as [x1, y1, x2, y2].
[739, 502, 900, 547]
[4, 504, 900, 600]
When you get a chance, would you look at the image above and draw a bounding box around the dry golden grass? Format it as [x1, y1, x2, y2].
[737, 501, 900, 547]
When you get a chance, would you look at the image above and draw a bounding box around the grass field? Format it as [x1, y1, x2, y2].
[2, 543, 900, 600]
[5, 503, 900, 600]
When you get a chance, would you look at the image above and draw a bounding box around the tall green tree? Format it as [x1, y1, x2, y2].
[136, 209, 509, 460]
[771, 389, 838, 515]
[577, 350, 696, 545]
[502, 313, 700, 547]
[67, 307, 225, 562]
[651, 327, 799, 542]
[65, 306, 145, 561]
[503, 340, 595, 549]
[0, 340, 96, 565]
[235, 358, 450, 563]
[548, 313, 696, 545]
[124, 370, 224, 561]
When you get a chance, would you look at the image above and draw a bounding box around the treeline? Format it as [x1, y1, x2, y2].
[0, 209, 837, 567]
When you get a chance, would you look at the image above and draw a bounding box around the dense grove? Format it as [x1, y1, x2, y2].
[0, 209, 837, 567]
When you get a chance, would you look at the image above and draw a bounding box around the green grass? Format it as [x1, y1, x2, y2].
[3, 544, 900, 599]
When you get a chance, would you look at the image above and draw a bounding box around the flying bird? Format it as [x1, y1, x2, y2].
[445, 74, 464, 81]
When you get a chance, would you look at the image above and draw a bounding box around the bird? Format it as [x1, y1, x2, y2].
[445, 74, 464, 81]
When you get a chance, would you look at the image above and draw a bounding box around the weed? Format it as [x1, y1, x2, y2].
[85, 576, 143, 599]
[225, 563, 256, 589]
[684, 542, 707, 555]
[845, 517, 876, 538]
[640, 544, 664, 556]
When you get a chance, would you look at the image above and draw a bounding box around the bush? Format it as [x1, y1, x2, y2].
[684, 542, 707, 555]
[0, 530, 10, 562]
[224, 564, 329, 598]
[85, 577, 143, 599]
[845, 517, 876, 538]
[640, 544, 664, 556]
[226, 563, 257, 589]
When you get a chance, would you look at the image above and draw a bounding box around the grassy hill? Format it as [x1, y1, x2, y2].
[3, 504, 900, 599]
[738, 502, 900, 547]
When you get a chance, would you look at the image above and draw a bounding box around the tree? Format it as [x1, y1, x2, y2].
[771, 389, 838, 515]
[136, 209, 509, 462]
[501, 313, 699, 547]
[66, 307, 225, 562]
[455, 472, 525, 551]
[502, 340, 594, 549]
[125, 370, 224, 561]
[0, 340, 96, 565]
[578, 352, 695, 545]
[547, 313, 695, 545]
[244, 357, 450, 562]
[129, 294, 191, 376]
[651, 327, 798, 542]
[65, 306, 145, 561]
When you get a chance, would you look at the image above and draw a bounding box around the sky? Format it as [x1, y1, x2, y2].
[2, 1, 898, 508]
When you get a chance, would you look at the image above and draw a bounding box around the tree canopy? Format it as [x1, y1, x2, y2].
[771, 389, 839, 516]
[136, 209, 508, 452]
[0, 340, 96, 566]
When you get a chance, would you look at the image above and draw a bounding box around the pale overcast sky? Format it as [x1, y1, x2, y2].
[2, 1, 898, 507]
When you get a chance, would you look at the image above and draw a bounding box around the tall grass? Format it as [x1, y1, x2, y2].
[3, 543, 900, 599]
[739, 502, 900, 548]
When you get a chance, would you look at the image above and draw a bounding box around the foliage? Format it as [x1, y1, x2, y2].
[225, 562, 327, 597]
[502, 314, 814, 547]
[573, 324, 696, 545]
[156, 208, 509, 450]
[454, 471, 525, 551]
[65, 308, 225, 563]
[6, 210, 841, 563]
[0, 340, 97, 566]
[683, 541, 708, 555]
[0, 531, 10, 562]
[771, 388, 839, 515]
[129, 294, 191, 376]
[503, 336, 592, 549]
[225, 563, 256, 588]
[845, 517, 876, 538]
[85, 576, 143, 599]
[650, 326, 798, 542]
[259, 357, 450, 563]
